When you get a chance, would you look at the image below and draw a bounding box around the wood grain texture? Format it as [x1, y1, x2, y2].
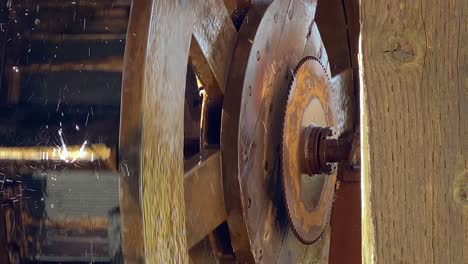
[141, 1, 193, 263]
[120, 0, 195, 263]
[361, 0, 467, 263]
[184, 151, 227, 248]
[120, 0, 238, 262]
[119, 0, 151, 262]
[193, 0, 237, 96]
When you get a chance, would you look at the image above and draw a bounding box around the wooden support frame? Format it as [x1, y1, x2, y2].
[192, 0, 237, 99]
[7, 56, 124, 104]
[14, 57, 123, 73]
[184, 151, 227, 249]
[361, 0, 467, 263]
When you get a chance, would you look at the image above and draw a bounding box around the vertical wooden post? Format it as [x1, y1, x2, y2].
[361, 0, 467, 263]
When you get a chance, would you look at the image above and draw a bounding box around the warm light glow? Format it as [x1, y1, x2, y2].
[0, 144, 110, 162]
[195, 74, 203, 89]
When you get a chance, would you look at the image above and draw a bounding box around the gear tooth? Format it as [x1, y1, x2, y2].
[281, 56, 333, 244]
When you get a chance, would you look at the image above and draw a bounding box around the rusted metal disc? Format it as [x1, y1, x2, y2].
[282, 57, 336, 244]
[222, 0, 320, 262]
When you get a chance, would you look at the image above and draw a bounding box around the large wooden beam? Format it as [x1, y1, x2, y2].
[361, 0, 467, 263]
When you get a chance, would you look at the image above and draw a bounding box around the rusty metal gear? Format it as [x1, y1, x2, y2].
[281, 56, 337, 244]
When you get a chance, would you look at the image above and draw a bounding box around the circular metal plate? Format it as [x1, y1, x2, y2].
[222, 0, 325, 262]
[282, 57, 336, 244]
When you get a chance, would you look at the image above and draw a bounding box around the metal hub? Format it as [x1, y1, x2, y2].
[302, 126, 352, 175]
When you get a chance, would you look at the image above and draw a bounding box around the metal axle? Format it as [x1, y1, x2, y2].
[301, 126, 354, 175]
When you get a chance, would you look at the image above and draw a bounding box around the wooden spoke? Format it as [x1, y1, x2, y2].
[191, 0, 237, 98]
[184, 150, 226, 248]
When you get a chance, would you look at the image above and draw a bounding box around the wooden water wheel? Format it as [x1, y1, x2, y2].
[0, 0, 359, 263]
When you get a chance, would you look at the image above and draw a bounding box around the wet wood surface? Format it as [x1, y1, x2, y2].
[192, 0, 237, 97]
[140, 0, 192, 260]
[184, 151, 227, 248]
[122, 0, 193, 263]
[361, 0, 467, 263]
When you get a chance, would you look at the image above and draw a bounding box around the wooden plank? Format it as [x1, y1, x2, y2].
[361, 0, 467, 263]
[329, 182, 361, 264]
[16, 0, 131, 8]
[23, 215, 109, 232]
[315, 0, 351, 76]
[192, 0, 237, 97]
[184, 151, 227, 248]
[343, 0, 360, 131]
[24, 33, 127, 42]
[23, 216, 110, 262]
[16, 56, 123, 73]
[189, 237, 219, 264]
